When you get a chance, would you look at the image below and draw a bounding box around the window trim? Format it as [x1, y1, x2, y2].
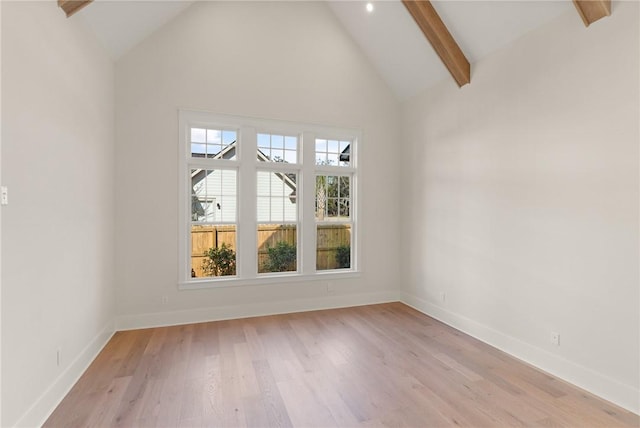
[178, 110, 361, 289]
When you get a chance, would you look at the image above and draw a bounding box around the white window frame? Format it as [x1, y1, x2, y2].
[178, 110, 360, 289]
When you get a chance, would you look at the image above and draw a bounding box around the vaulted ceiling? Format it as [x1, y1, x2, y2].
[67, 0, 609, 100]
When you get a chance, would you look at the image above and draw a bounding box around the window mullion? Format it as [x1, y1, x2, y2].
[301, 131, 317, 275]
[352, 170, 359, 271]
[238, 126, 257, 278]
[179, 112, 190, 283]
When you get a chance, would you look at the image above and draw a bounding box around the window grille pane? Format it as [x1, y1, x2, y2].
[285, 136, 297, 150]
[315, 175, 350, 221]
[191, 128, 206, 143]
[257, 133, 297, 164]
[339, 176, 350, 197]
[257, 171, 297, 223]
[317, 224, 351, 270]
[315, 138, 351, 167]
[258, 224, 297, 273]
[191, 168, 236, 222]
[272, 134, 284, 149]
[284, 150, 297, 164]
[191, 225, 237, 277]
[190, 127, 237, 159]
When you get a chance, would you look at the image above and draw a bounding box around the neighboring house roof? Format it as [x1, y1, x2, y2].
[255, 148, 297, 199]
[190, 142, 237, 185]
[339, 144, 350, 163]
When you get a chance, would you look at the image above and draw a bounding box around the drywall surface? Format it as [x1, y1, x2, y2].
[1, 2, 116, 426]
[401, 2, 639, 412]
[115, 2, 400, 326]
[0, 2, 3, 425]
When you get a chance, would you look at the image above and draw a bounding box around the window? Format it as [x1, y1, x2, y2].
[179, 111, 359, 287]
[188, 127, 238, 278]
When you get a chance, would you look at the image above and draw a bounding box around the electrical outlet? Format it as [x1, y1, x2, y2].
[56, 348, 61, 367]
[161, 295, 169, 305]
[1, 186, 8, 205]
[551, 332, 560, 346]
[440, 292, 446, 303]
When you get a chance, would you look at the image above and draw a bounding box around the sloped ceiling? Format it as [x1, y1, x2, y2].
[328, 0, 572, 98]
[76, 0, 574, 100]
[77, 0, 193, 58]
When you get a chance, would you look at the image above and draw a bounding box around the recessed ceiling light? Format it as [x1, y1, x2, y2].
[366, 2, 374, 13]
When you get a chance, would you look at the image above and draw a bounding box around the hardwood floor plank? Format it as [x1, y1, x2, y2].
[114, 329, 153, 378]
[44, 303, 639, 427]
[242, 321, 266, 360]
[233, 341, 261, 397]
[112, 353, 160, 427]
[202, 354, 223, 422]
[277, 378, 337, 427]
[252, 359, 294, 428]
[152, 328, 192, 428]
[86, 376, 132, 428]
[240, 394, 270, 428]
[131, 378, 164, 428]
[433, 352, 485, 382]
[218, 324, 248, 427]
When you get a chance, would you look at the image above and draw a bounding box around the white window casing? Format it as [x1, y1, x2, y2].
[178, 110, 360, 289]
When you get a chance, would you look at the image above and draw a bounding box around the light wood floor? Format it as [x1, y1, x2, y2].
[45, 303, 638, 427]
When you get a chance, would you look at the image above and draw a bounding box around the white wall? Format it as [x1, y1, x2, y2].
[0, 1, 3, 424]
[115, 1, 400, 327]
[401, 2, 639, 413]
[1, 2, 116, 426]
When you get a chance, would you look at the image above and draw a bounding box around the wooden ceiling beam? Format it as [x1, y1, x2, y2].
[402, 0, 470, 87]
[58, 0, 93, 18]
[572, 0, 611, 27]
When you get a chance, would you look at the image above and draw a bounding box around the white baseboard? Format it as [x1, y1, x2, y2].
[14, 319, 116, 428]
[117, 290, 401, 331]
[400, 291, 640, 415]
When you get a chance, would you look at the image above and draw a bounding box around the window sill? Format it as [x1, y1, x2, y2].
[179, 270, 361, 290]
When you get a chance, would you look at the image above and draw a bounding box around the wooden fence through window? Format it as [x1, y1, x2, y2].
[191, 224, 351, 277]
